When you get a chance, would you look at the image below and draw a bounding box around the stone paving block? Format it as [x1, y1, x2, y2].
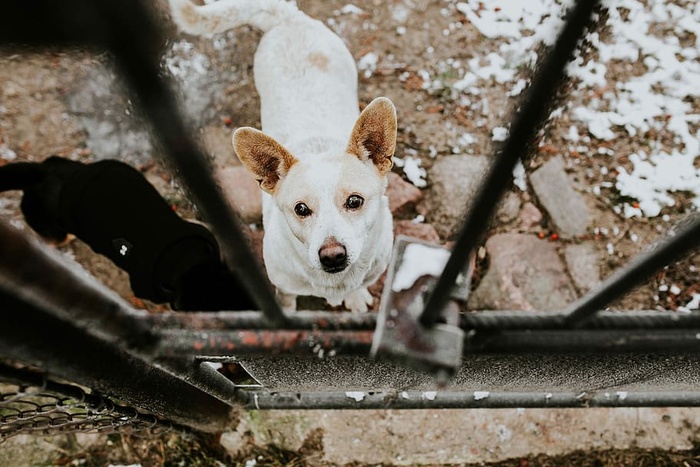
[216, 166, 263, 224]
[419, 155, 490, 239]
[467, 233, 577, 311]
[564, 242, 601, 293]
[387, 172, 423, 217]
[529, 156, 591, 239]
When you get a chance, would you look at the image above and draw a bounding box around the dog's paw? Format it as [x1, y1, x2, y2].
[343, 288, 374, 313]
[276, 290, 297, 312]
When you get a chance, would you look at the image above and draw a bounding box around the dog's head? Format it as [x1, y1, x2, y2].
[233, 97, 397, 274]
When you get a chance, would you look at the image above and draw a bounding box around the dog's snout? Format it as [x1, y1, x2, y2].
[319, 240, 347, 273]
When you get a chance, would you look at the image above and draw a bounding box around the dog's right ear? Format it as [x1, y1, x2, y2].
[232, 127, 298, 194]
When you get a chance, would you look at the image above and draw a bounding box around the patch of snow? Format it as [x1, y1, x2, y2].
[345, 391, 365, 402]
[394, 156, 427, 188]
[392, 243, 450, 292]
[491, 126, 508, 142]
[340, 4, 364, 15]
[679, 294, 700, 313]
[473, 391, 490, 401]
[0, 143, 17, 161]
[357, 52, 378, 78]
[422, 391, 437, 401]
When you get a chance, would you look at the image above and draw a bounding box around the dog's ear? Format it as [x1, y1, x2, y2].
[232, 127, 298, 194]
[346, 97, 397, 176]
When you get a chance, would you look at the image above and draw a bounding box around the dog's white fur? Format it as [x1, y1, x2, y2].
[168, 0, 397, 312]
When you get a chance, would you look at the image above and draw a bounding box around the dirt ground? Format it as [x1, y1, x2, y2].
[1, 0, 699, 465]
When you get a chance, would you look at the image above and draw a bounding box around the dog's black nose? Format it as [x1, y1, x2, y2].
[319, 241, 347, 273]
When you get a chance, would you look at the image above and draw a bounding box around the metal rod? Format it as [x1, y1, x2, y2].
[0, 290, 236, 432]
[241, 389, 700, 410]
[144, 310, 378, 330]
[419, 0, 600, 327]
[152, 329, 375, 358]
[563, 214, 700, 327]
[91, 1, 286, 326]
[0, 219, 152, 348]
[149, 328, 700, 357]
[142, 309, 700, 332]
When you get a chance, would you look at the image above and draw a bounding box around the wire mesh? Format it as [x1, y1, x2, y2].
[0, 362, 177, 442]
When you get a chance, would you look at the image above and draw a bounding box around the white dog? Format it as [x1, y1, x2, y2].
[168, 0, 397, 312]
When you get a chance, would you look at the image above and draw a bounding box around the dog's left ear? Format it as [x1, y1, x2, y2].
[233, 127, 298, 194]
[346, 97, 397, 176]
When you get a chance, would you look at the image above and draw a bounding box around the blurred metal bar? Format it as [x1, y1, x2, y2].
[0, 290, 235, 432]
[0, 218, 152, 348]
[143, 309, 700, 332]
[563, 214, 700, 327]
[152, 329, 374, 358]
[150, 328, 700, 357]
[419, 0, 601, 327]
[144, 310, 378, 330]
[241, 389, 700, 410]
[0, 0, 286, 326]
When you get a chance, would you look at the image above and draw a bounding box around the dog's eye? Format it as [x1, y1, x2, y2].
[345, 195, 364, 210]
[294, 202, 312, 218]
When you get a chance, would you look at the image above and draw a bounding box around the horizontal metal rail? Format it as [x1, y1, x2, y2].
[144, 309, 700, 331]
[240, 390, 700, 410]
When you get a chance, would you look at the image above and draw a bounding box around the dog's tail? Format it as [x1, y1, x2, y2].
[168, 0, 302, 36]
[0, 162, 43, 192]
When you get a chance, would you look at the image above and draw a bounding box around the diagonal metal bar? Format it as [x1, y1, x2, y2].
[419, 0, 600, 327]
[0, 0, 285, 325]
[563, 214, 700, 327]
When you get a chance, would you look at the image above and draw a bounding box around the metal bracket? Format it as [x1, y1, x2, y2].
[371, 236, 469, 384]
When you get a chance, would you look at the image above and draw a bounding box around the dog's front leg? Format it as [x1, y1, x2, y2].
[343, 287, 374, 313]
[276, 289, 297, 312]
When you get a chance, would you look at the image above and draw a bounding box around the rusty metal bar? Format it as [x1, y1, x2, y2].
[142, 309, 700, 331]
[152, 329, 375, 358]
[240, 389, 700, 410]
[149, 327, 700, 357]
[419, 0, 601, 327]
[144, 310, 378, 331]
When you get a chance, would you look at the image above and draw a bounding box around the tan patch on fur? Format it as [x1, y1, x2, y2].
[307, 52, 330, 71]
[233, 127, 298, 194]
[346, 97, 397, 175]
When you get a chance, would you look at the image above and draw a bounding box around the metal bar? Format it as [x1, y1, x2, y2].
[464, 329, 700, 354]
[419, 0, 601, 327]
[150, 328, 700, 357]
[0, 219, 152, 349]
[0, 290, 236, 433]
[144, 310, 378, 331]
[154, 357, 247, 407]
[241, 389, 700, 410]
[91, 0, 286, 326]
[152, 329, 375, 358]
[563, 214, 700, 327]
[142, 309, 700, 331]
[0, 0, 286, 326]
[461, 310, 700, 331]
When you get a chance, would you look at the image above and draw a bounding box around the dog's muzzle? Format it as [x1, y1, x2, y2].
[319, 240, 348, 273]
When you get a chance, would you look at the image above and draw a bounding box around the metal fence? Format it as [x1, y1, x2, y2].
[1, 0, 699, 439]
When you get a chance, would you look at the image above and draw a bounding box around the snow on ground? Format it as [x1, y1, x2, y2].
[434, 0, 700, 217]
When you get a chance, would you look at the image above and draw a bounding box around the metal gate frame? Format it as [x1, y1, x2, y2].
[1, 0, 699, 434]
